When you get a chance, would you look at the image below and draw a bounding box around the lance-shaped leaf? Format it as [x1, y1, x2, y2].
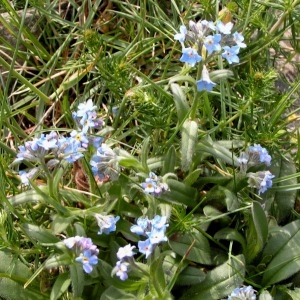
[262, 220, 300, 286]
[181, 118, 198, 172]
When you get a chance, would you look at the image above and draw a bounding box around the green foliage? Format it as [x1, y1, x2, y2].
[0, 0, 300, 299]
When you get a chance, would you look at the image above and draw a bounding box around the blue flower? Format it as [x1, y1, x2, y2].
[70, 130, 89, 148]
[200, 20, 216, 31]
[19, 170, 30, 186]
[117, 244, 136, 260]
[138, 239, 154, 258]
[196, 65, 216, 92]
[36, 132, 58, 150]
[130, 217, 149, 235]
[180, 47, 202, 67]
[90, 143, 119, 180]
[222, 45, 240, 64]
[75, 250, 98, 274]
[248, 144, 271, 166]
[114, 261, 129, 281]
[228, 285, 256, 300]
[247, 171, 275, 195]
[216, 20, 233, 34]
[204, 34, 222, 55]
[233, 32, 247, 48]
[57, 137, 84, 163]
[76, 99, 97, 117]
[95, 214, 120, 235]
[140, 172, 169, 196]
[174, 25, 187, 43]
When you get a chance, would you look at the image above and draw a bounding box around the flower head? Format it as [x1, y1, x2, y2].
[114, 261, 129, 281]
[196, 65, 216, 92]
[174, 25, 187, 43]
[180, 47, 202, 67]
[75, 250, 98, 274]
[95, 214, 120, 235]
[117, 244, 136, 260]
[248, 144, 271, 166]
[247, 171, 275, 195]
[138, 239, 154, 258]
[222, 45, 240, 64]
[204, 34, 222, 55]
[233, 32, 247, 48]
[228, 285, 256, 300]
[216, 20, 233, 34]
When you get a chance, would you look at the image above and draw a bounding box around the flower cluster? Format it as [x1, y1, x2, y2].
[228, 285, 256, 300]
[114, 244, 136, 280]
[141, 172, 169, 196]
[113, 215, 169, 281]
[64, 236, 99, 274]
[90, 143, 120, 181]
[131, 215, 169, 258]
[238, 144, 275, 195]
[174, 20, 246, 92]
[15, 99, 104, 186]
[94, 213, 120, 235]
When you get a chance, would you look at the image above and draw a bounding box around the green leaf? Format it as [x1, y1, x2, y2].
[183, 168, 202, 186]
[50, 273, 71, 300]
[262, 220, 300, 286]
[70, 263, 85, 298]
[244, 202, 268, 263]
[181, 119, 198, 172]
[21, 224, 60, 243]
[169, 83, 190, 124]
[169, 232, 212, 265]
[162, 145, 176, 174]
[252, 201, 268, 246]
[159, 179, 197, 207]
[176, 266, 206, 286]
[180, 255, 245, 300]
[214, 228, 246, 252]
[270, 155, 297, 222]
[100, 286, 137, 300]
[149, 255, 166, 297]
[259, 290, 273, 300]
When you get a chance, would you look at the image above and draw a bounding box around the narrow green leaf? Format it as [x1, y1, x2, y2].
[70, 263, 85, 298]
[50, 273, 71, 300]
[252, 201, 268, 246]
[183, 169, 202, 186]
[270, 155, 297, 222]
[162, 145, 176, 174]
[169, 83, 190, 124]
[181, 119, 198, 172]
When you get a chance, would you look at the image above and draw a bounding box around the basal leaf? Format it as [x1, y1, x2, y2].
[262, 220, 300, 286]
[169, 231, 212, 265]
[21, 224, 60, 244]
[50, 273, 71, 300]
[179, 255, 245, 299]
[270, 155, 297, 222]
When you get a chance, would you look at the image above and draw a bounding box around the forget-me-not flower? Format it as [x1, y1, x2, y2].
[196, 65, 216, 92]
[204, 34, 222, 55]
[174, 25, 187, 43]
[228, 285, 256, 300]
[180, 47, 202, 67]
[222, 45, 240, 64]
[247, 170, 275, 195]
[233, 32, 247, 48]
[216, 20, 233, 34]
[75, 250, 99, 274]
[95, 214, 120, 235]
